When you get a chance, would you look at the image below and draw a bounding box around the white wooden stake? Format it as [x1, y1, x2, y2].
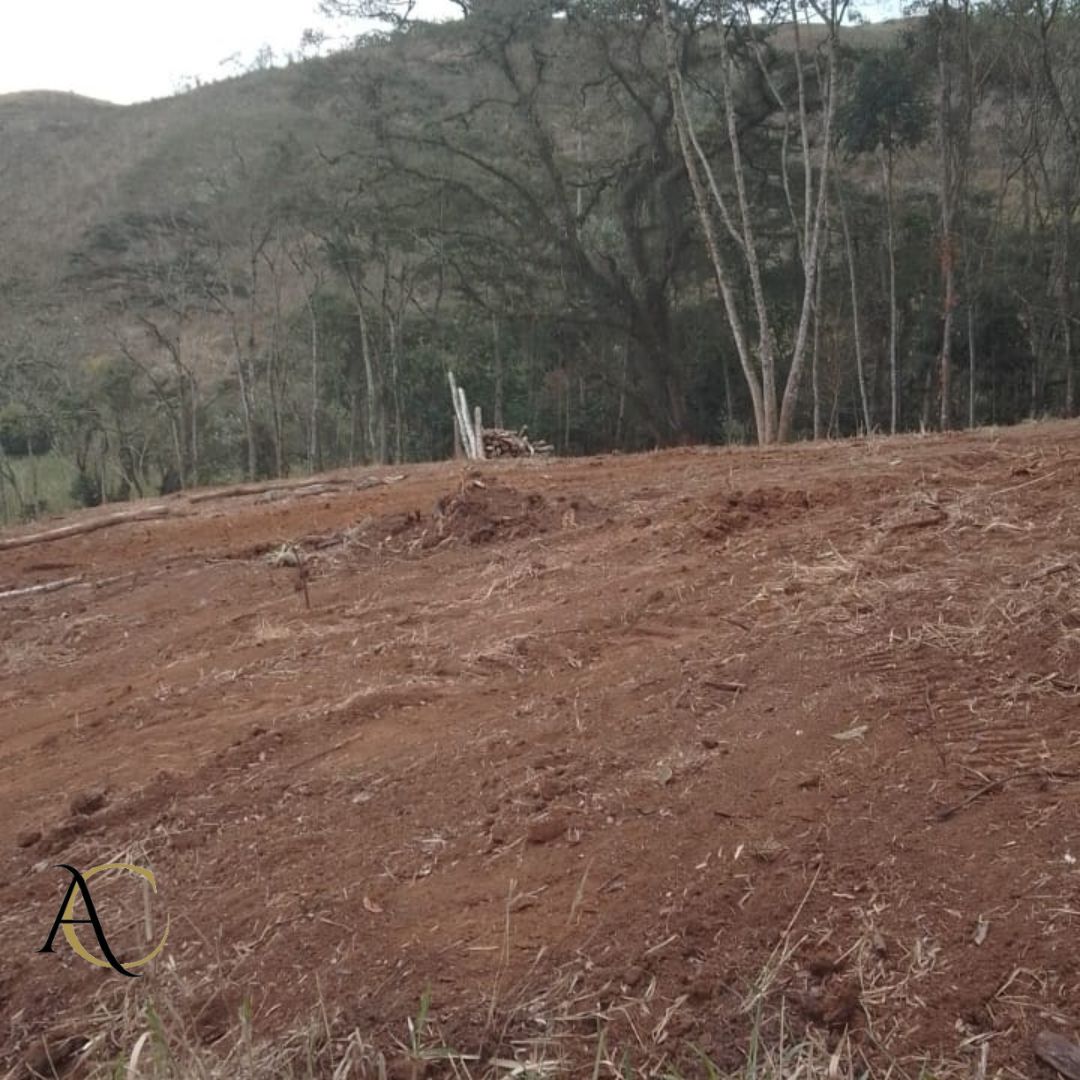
[458, 387, 476, 458]
[448, 371, 474, 459]
[474, 405, 485, 460]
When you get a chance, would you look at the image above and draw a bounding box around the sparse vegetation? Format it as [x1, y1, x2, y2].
[3, 426, 1078, 1077]
[2, 2, 1080, 525]
[23, 959, 980, 1079]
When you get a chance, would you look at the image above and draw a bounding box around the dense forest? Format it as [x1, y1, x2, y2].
[1, 0, 1078, 521]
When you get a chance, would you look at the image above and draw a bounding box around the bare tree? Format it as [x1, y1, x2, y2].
[661, 0, 848, 444]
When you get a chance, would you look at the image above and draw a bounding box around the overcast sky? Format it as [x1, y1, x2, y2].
[1, 0, 904, 106]
[0, 0, 454, 105]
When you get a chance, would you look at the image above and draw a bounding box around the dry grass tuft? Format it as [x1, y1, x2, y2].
[251, 618, 293, 646]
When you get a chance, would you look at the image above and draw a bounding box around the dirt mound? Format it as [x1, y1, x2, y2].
[376, 474, 597, 551]
[432, 478, 585, 544]
[714, 485, 810, 529]
[674, 484, 813, 543]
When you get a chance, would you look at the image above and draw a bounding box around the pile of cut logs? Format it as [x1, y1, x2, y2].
[449, 370, 553, 460]
[482, 428, 554, 458]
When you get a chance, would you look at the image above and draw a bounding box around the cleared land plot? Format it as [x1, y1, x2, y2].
[1, 423, 1078, 1078]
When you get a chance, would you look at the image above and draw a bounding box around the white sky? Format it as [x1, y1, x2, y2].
[0, 0, 455, 105]
[0, 0, 905, 106]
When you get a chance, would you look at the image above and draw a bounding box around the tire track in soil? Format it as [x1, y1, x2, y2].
[853, 643, 1067, 776]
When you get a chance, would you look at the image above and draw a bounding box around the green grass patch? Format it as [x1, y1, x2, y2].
[0, 451, 78, 524]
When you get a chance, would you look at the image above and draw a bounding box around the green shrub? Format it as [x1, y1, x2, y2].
[0, 403, 51, 456]
[70, 469, 102, 508]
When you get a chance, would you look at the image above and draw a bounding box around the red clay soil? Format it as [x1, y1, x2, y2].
[1, 424, 1079, 1078]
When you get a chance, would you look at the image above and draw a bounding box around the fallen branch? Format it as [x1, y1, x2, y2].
[0, 575, 85, 601]
[1026, 560, 1078, 584]
[703, 679, 747, 693]
[886, 508, 948, 533]
[934, 768, 1080, 822]
[186, 474, 401, 505]
[255, 483, 341, 502]
[1035, 1031, 1080, 1080]
[0, 506, 174, 552]
[989, 468, 1060, 498]
[255, 477, 402, 503]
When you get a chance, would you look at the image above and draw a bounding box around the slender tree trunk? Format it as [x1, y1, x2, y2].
[967, 296, 977, 428]
[349, 386, 359, 466]
[720, 45, 778, 440]
[167, 412, 183, 490]
[937, 0, 954, 432]
[492, 312, 504, 428]
[921, 360, 935, 431]
[269, 274, 286, 478]
[963, 185, 980, 429]
[27, 434, 40, 510]
[288, 247, 321, 474]
[836, 180, 872, 435]
[829, 327, 843, 436]
[0, 451, 11, 524]
[778, 3, 843, 442]
[935, 0, 972, 433]
[940, 242, 956, 431]
[882, 148, 900, 434]
[353, 295, 379, 464]
[1058, 215, 1074, 417]
[189, 372, 199, 485]
[1031, 346, 1039, 418]
[615, 335, 629, 447]
[811, 206, 827, 440]
[721, 351, 734, 440]
[233, 345, 257, 481]
[388, 314, 404, 463]
[270, 352, 285, 479]
[1066, 315, 1075, 417]
[659, 0, 765, 442]
[564, 369, 571, 451]
[307, 290, 320, 472]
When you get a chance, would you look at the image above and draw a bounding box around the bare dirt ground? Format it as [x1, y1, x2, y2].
[1, 423, 1078, 1079]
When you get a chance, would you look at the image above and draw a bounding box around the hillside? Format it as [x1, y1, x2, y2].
[0, 4, 1077, 524]
[0, 68, 332, 293]
[0, 18, 916, 290]
[2, 422, 1078, 1077]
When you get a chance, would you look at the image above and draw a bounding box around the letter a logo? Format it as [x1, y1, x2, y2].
[39, 863, 169, 977]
